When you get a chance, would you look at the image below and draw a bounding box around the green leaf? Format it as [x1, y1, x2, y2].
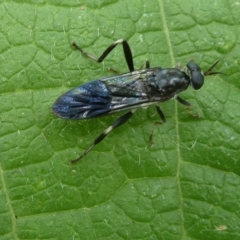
[1, 0, 240, 239]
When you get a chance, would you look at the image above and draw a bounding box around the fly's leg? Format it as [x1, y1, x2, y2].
[176, 96, 200, 118]
[149, 121, 162, 145]
[135, 60, 150, 70]
[72, 39, 134, 72]
[177, 60, 222, 118]
[108, 60, 150, 75]
[146, 60, 150, 69]
[155, 105, 166, 122]
[149, 105, 166, 144]
[108, 67, 121, 74]
[176, 96, 191, 107]
[70, 109, 136, 164]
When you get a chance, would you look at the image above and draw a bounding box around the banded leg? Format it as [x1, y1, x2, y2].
[70, 109, 136, 164]
[72, 39, 135, 72]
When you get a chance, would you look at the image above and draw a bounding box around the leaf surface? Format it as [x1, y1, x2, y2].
[0, 0, 240, 239]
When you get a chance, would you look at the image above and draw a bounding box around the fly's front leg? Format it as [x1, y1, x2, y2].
[176, 96, 191, 107]
[70, 109, 136, 164]
[176, 96, 200, 118]
[72, 39, 135, 72]
[149, 105, 166, 144]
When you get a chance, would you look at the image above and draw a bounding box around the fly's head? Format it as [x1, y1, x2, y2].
[187, 62, 204, 90]
[187, 60, 221, 90]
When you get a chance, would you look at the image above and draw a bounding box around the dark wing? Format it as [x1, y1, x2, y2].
[52, 69, 154, 119]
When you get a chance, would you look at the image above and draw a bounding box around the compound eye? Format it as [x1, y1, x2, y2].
[187, 62, 204, 90]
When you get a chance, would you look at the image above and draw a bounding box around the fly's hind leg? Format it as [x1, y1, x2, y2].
[70, 110, 136, 164]
[72, 39, 135, 72]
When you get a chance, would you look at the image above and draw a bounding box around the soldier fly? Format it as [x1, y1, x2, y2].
[52, 39, 221, 164]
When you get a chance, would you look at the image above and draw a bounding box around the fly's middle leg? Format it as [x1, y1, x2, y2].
[155, 105, 166, 122]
